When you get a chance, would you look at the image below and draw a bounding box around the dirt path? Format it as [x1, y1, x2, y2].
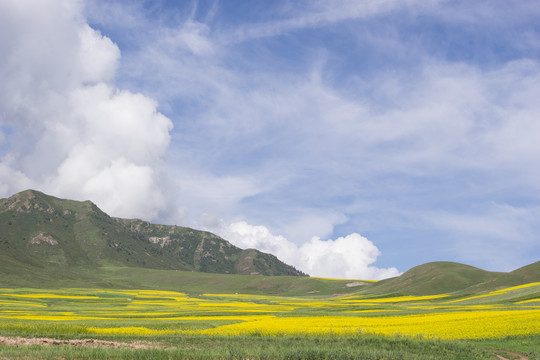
[0, 336, 149, 349]
[494, 350, 529, 360]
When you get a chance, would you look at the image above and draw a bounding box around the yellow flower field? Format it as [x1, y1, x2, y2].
[195, 310, 540, 339]
[0, 284, 539, 340]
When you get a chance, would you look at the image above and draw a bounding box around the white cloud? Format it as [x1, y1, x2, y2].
[79, 159, 164, 219]
[279, 212, 349, 244]
[217, 221, 400, 280]
[77, 24, 120, 84]
[0, 0, 173, 221]
[299, 235, 400, 280]
[171, 170, 268, 223]
[0, 160, 33, 198]
[68, 84, 172, 163]
[425, 203, 540, 271]
[222, 0, 442, 44]
[164, 21, 215, 56]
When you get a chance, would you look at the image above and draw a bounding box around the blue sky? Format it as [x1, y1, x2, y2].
[1, 0, 539, 278]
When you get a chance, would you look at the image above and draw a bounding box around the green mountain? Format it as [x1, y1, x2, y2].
[0, 190, 305, 282]
[363, 261, 537, 295]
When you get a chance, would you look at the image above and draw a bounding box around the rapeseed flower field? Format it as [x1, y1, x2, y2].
[0, 284, 538, 341]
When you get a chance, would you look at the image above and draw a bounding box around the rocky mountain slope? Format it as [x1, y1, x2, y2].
[0, 190, 305, 278]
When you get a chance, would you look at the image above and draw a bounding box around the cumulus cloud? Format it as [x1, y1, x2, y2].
[0, 0, 173, 220]
[77, 24, 120, 84]
[217, 221, 400, 280]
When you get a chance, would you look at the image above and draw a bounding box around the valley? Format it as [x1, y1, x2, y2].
[0, 190, 539, 359]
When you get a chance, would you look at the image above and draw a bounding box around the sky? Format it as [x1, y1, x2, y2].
[1, 0, 539, 279]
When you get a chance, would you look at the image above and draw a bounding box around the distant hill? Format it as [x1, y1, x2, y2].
[0, 190, 305, 283]
[510, 261, 540, 282]
[363, 261, 537, 295]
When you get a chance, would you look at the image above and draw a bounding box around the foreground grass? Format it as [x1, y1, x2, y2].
[0, 334, 498, 360]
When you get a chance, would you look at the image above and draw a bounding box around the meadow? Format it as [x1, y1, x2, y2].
[0, 282, 539, 359]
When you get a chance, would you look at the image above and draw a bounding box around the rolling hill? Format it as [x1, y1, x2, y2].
[510, 260, 540, 282]
[363, 261, 539, 295]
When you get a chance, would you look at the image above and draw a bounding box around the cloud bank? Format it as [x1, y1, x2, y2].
[0, 0, 172, 220]
[218, 221, 400, 280]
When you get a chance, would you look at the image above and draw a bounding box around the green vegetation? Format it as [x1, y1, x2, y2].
[99, 266, 364, 297]
[511, 261, 540, 282]
[363, 261, 540, 296]
[0, 264, 362, 297]
[0, 334, 498, 360]
[0, 190, 305, 279]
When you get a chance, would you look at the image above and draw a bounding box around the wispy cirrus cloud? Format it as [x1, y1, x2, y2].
[218, 0, 461, 44]
[95, 0, 540, 274]
[426, 203, 540, 271]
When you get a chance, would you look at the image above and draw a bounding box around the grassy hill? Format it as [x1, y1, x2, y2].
[510, 260, 540, 282]
[0, 190, 305, 284]
[362, 261, 535, 295]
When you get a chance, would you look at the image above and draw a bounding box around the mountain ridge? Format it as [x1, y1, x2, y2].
[0, 189, 306, 278]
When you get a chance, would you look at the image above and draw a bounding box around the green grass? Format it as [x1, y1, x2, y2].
[511, 261, 540, 282]
[0, 334, 496, 359]
[98, 265, 362, 297]
[366, 261, 528, 295]
[0, 264, 361, 297]
[475, 335, 540, 360]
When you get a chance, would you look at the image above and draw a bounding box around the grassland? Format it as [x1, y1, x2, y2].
[0, 283, 538, 359]
[2, 191, 539, 358]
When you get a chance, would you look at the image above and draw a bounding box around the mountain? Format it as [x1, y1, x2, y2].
[0, 190, 305, 281]
[363, 261, 536, 295]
